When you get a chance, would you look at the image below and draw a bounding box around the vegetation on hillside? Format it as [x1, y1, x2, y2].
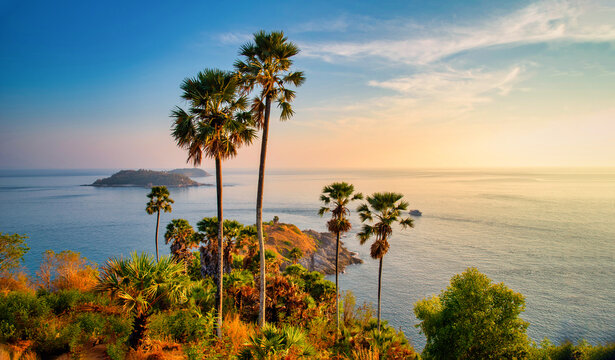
[92, 170, 200, 187]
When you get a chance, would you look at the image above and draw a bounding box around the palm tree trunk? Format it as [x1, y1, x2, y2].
[155, 210, 160, 262]
[335, 231, 340, 337]
[256, 95, 272, 327]
[215, 156, 224, 337]
[129, 313, 150, 349]
[377, 256, 383, 332]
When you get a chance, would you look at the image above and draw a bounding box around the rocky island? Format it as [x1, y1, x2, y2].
[263, 222, 362, 275]
[169, 168, 210, 177]
[89, 169, 207, 187]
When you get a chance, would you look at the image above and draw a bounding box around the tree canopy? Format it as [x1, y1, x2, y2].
[414, 267, 530, 360]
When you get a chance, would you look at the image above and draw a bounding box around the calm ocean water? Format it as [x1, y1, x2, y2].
[1, 168, 614, 349]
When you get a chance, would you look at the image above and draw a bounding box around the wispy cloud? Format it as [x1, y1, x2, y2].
[300, 0, 615, 64]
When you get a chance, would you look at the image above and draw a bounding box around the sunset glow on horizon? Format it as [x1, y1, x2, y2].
[1, 0, 614, 170]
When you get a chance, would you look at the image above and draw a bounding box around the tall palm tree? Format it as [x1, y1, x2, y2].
[164, 219, 198, 270]
[145, 186, 174, 262]
[171, 68, 256, 336]
[318, 182, 362, 335]
[235, 30, 305, 327]
[357, 192, 414, 332]
[96, 252, 191, 349]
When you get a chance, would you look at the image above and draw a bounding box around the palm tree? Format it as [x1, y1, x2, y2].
[171, 68, 256, 336]
[319, 182, 363, 335]
[357, 192, 414, 332]
[197, 217, 245, 276]
[145, 186, 174, 262]
[96, 252, 191, 349]
[164, 219, 198, 270]
[235, 30, 305, 327]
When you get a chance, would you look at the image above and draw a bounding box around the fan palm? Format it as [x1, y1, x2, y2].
[197, 217, 245, 276]
[171, 68, 256, 336]
[145, 186, 174, 262]
[235, 30, 305, 327]
[318, 182, 362, 335]
[357, 192, 414, 332]
[96, 252, 191, 349]
[164, 219, 198, 270]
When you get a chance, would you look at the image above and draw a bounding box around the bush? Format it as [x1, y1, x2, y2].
[0, 291, 50, 341]
[107, 337, 128, 360]
[150, 309, 215, 343]
[41, 288, 82, 314]
[36, 250, 97, 292]
[76, 312, 106, 339]
[415, 267, 530, 360]
[34, 321, 81, 357]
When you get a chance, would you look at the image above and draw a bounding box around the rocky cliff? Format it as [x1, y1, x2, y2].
[263, 223, 362, 275]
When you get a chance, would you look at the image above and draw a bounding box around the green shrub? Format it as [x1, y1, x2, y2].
[415, 267, 530, 360]
[0, 291, 50, 341]
[184, 342, 205, 360]
[41, 289, 82, 314]
[35, 321, 81, 357]
[76, 312, 106, 338]
[106, 337, 128, 360]
[150, 309, 214, 343]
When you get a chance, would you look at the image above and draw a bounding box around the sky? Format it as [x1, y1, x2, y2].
[1, 0, 614, 169]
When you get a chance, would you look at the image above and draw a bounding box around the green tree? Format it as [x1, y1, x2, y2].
[164, 219, 198, 269]
[318, 182, 363, 335]
[357, 192, 413, 332]
[145, 186, 174, 262]
[0, 232, 29, 274]
[287, 247, 303, 264]
[414, 267, 530, 360]
[96, 252, 191, 349]
[235, 30, 305, 327]
[171, 68, 256, 336]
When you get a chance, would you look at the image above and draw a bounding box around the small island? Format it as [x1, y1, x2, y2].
[169, 168, 210, 178]
[89, 169, 206, 187]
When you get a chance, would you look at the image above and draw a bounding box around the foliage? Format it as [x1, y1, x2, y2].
[415, 267, 530, 360]
[165, 219, 199, 266]
[36, 250, 98, 292]
[0, 233, 29, 274]
[150, 308, 215, 343]
[238, 323, 315, 359]
[96, 252, 192, 348]
[529, 339, 615, 360]
[287, 247, 303, 264]
[0, 291, 50, 342]
[146, 186, 174, 215]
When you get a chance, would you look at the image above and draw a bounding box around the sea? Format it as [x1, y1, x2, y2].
[0, 168, 614, 350]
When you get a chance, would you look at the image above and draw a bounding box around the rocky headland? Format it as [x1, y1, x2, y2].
[263, 222, 362, 275]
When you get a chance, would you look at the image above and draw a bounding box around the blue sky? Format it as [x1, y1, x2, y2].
[1, 0, 614, 169]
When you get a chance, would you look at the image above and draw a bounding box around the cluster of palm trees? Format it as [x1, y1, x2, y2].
[169, 30, 304, 335]
[117, 31, 414, 346]
[319, 182, 414, 334]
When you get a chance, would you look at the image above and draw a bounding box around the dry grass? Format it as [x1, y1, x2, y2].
[0, 342, 37, 360]
[223, 313, 255, 354]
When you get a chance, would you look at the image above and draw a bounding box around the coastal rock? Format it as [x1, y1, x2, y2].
[409, 209, 422, 216]
[263, 223, 362, 275]
[300, 230, 363, 275]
